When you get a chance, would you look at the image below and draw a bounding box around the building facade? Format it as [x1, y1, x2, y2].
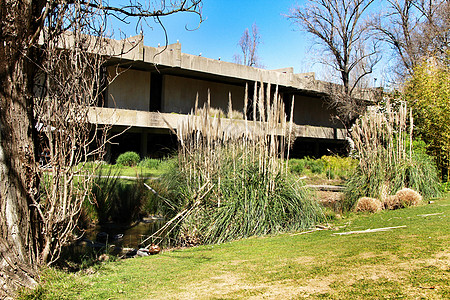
[87, 35, 364, 161]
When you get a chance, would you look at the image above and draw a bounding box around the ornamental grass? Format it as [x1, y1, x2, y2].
[152, 82, 323, 246]
[355, 197, 383, 213]
[345, 101, 440, 210]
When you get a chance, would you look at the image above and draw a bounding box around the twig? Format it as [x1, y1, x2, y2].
[417, 212, 444, 217]
[419, 286, 436, 290]
[291, 225, 331, 236]
[333, 225, 406, 236]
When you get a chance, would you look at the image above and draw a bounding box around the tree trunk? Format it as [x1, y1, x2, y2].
[0, 56, 40, 298]
[0, 0, 44, 297]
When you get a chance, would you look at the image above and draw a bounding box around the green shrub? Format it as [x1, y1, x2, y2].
[138, 157, 161, 169]
[116, 151, 140, 167]
[289, 156, 356, 179]
[307, 158, 324, 174]
[321, 155, 358, 180]
[441, 181, 450, 193]
[289, 159, 306, 174]
[289, 157, 324, 175]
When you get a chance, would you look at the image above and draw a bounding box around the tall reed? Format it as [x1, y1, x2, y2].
[345, 100, 440, 210]
[156, 82, 323, 245]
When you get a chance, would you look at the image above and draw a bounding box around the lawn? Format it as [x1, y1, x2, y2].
[97, 164, 165, 178]
[23, 195, 449, 299]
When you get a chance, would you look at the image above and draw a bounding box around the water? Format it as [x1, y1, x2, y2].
[82, 217, 165, 249]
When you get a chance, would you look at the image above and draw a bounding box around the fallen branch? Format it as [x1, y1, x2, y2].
[417, 212, 444, 217]
[333, 225, 406, 236]
[291, 225, 331, 236]
[305, 184, 345, 192]
[419, 285, 436, 290]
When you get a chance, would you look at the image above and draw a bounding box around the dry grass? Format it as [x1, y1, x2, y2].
[384, 195, 402, 210]
[384, 188, 423, 210]
[396, 188, 423, 207]
[355, 197, 383, 213]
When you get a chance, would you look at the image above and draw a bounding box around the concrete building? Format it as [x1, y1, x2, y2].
[86, 35, 372, 161]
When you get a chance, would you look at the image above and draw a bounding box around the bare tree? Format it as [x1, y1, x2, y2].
[372, 0, 449, 78]
[288, 0, 380, 125]
[233, 23, 264, 68]
[0, 0, 202, 297]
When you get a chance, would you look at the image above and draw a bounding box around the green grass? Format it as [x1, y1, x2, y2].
[21, 195, 449, 299]
[98, 164, 161, 178]
[95, 162, 171, 178]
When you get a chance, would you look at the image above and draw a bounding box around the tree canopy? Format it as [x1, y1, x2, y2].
[404, 55, 450, 180]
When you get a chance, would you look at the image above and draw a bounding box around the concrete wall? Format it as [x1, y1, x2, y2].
[107, 67, 151, 111]
[293, 94, 338, 127]
[162, 75, 245, 114]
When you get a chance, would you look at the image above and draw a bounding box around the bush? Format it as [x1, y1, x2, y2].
[289, 156, 357, 180]
[441, 181, 450, 193]
[308, 159, 324, 174]
[321, 155, 357, 180]
[383, 195, 401, 210]
[289, 157, 324, 175]
[289, 159, 306, 174]
[394, 188, 422, 208]
[116, 151, 140, 167]
[355, 197, 383, 213]
[155, 95, 324, 246]
[159, 155, 323, 245]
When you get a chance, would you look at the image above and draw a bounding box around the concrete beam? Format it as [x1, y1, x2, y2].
[88, 107, 346, 141]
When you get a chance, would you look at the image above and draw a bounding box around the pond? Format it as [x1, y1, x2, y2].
[80, 216, 165, 251]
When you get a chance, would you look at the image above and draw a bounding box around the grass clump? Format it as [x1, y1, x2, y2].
[155, 84, 324, 246]
[116, 151, 140, 167]
[345, 101, 440, 210]
[355, 197, 383, 213]
[395, 187, 422, 206]
[384, 188, 423, 210]
[138, 157, 162, 169]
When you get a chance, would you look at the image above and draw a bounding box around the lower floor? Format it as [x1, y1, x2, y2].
[105, 126, 349, 163]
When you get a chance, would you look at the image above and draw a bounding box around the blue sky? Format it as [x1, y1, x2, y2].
[109, 0, 388, 85]
[110, 1, 318, 73]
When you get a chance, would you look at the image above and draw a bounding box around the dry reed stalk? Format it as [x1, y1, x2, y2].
[350, 101, 417, 200]
[172, 79, 295, 205]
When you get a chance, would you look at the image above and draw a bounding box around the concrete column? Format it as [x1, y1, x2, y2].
[314, 141, 320, 158]
[104, 140, 111, 163]
[140, 132, 148, 158]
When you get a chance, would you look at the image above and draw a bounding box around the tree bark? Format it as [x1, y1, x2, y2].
[0, 53, 40, 298]
[0, 0, 44, 296]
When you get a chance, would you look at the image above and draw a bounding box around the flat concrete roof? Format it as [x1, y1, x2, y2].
[103, 35, 376, 100]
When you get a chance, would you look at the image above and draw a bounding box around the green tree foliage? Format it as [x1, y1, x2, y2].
[404, 56, 450, 180]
